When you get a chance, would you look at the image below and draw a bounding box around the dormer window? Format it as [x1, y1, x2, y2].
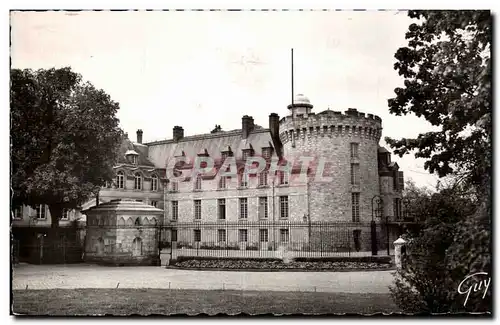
[242, 149, 254, 161]
[125, 150, 139, 165]
[262, 147, 272, 159]
[198, 148, 209, 157]
[221, 146, 233, 161]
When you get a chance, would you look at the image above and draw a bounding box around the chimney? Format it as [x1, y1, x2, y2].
[249, 117, 255, 132]
[242, 115, 252, 139]
[173, 126, 184, 142]
[136, 129, 143, 144]
[269, 113, 279, 136]
[268, 113, 283, 158]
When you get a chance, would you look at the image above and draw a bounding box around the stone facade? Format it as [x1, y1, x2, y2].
[12, 94, 404, 262]
[83, 199, 163, 266]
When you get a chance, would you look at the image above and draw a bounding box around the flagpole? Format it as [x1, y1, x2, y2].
[291, 48, 294, 108]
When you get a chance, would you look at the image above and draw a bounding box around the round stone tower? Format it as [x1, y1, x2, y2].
[279, 94, 382, 222]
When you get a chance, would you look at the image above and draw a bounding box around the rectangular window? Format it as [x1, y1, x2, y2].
[279, 196, 289, 219]
[218, 229, 226, 242]
[239, 172, 248, 188]
[259, 229, 269, 242]
[218, 199, 226, 220]
[352, 193, 360, 222]
[239, 229, 248, 242]
[194, 200, 201, 220]
[151, 201, 158, 208]
[280, 229, 289, 243]
[171, 181, 178, 192]
[394, 198, 402, 220]
[194, 175, 202, 191]
[259, 197, 268, 219]
[36, 204, 46, 219]
[151, 175, 158, 191]
[351, 163, 360, 185]
[194, 229, 201, 242]
[242, 149, 253, 161]
[279, 171, 289, 185]
[61, 209, 69, 220]
[239, 198, 248, 219]
[171, 229, 178, 242]
[398, 172, 405, 191]
[258, 171, 268, 186]
[171, 201, 178, 221]
[351, 143, 359, 159]
[135, 200, 142, 203]
[262, 148, 272, 159]
[219, 176, 226, 189]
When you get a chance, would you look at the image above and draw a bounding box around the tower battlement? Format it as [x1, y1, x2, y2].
[279, 108, 382, 144]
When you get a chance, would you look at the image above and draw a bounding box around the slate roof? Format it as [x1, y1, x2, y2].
[146, 128, 275, 169]
[117, 136, 155, 167]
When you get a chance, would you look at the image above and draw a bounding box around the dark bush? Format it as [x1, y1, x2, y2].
[389, 188, 491, 314]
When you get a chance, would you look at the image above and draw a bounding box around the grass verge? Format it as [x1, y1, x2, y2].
[12, 288, 399, 315]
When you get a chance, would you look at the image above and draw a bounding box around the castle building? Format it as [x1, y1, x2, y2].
[13, 94, 404, 264]
[126, 94, 401, 253]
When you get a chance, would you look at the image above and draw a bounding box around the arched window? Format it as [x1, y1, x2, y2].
[134, 173, 142, 190]
[151, 174, 158, 191]
[134, 217, 142, 226]
[116, 171, 124, 189]
[132, 237, 142, 256]
[96, 237, 104, 255]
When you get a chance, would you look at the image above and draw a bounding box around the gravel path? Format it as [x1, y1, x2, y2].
[12, 263, 395, 293]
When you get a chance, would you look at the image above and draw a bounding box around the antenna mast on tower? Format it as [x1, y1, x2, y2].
[291, 48, 294, 109]
[291, 48, 296, 148]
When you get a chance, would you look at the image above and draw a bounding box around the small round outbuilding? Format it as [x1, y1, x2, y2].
[83, 199, 164, 266]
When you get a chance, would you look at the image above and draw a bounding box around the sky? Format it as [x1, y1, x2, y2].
[10, 10, 441, 188]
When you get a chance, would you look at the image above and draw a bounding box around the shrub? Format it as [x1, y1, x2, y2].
[389, 189, 491, 314]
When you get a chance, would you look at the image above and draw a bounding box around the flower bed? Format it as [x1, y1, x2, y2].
[173, 259, 392, 270]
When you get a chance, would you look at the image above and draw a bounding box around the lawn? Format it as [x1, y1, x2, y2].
[12, 289, 400, 315]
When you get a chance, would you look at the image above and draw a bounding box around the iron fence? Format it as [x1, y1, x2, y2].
[163, 221, 392, 259]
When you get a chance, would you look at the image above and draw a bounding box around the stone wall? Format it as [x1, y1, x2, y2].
[279, 109, 382, 222]
[85, 209, 161, 266]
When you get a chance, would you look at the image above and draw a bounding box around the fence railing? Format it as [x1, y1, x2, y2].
[163, 221, 394, 258]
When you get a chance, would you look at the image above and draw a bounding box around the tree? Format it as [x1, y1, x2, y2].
[11, 67, 124, 228]
[387, 11, 492, 313]
[386, 10, 491, 198]
[390, 182, 487, 313]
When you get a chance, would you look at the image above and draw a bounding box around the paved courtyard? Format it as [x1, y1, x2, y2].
[12, 263, 395, 293]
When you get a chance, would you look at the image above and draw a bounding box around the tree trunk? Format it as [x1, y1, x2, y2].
[49, 204, 63, 229]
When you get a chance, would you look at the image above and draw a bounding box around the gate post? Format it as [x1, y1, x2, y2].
[394, 237, 406, 269]
[370, 220, 377, 255]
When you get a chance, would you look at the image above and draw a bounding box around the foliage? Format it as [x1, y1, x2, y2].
[11, 67, 124, 227]
[386, 10, 491, 197]
[390, 182, 490, 313]
[387, 11, 492, 314]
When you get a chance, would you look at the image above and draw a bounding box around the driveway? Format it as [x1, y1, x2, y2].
[12, 263, 395, 293]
